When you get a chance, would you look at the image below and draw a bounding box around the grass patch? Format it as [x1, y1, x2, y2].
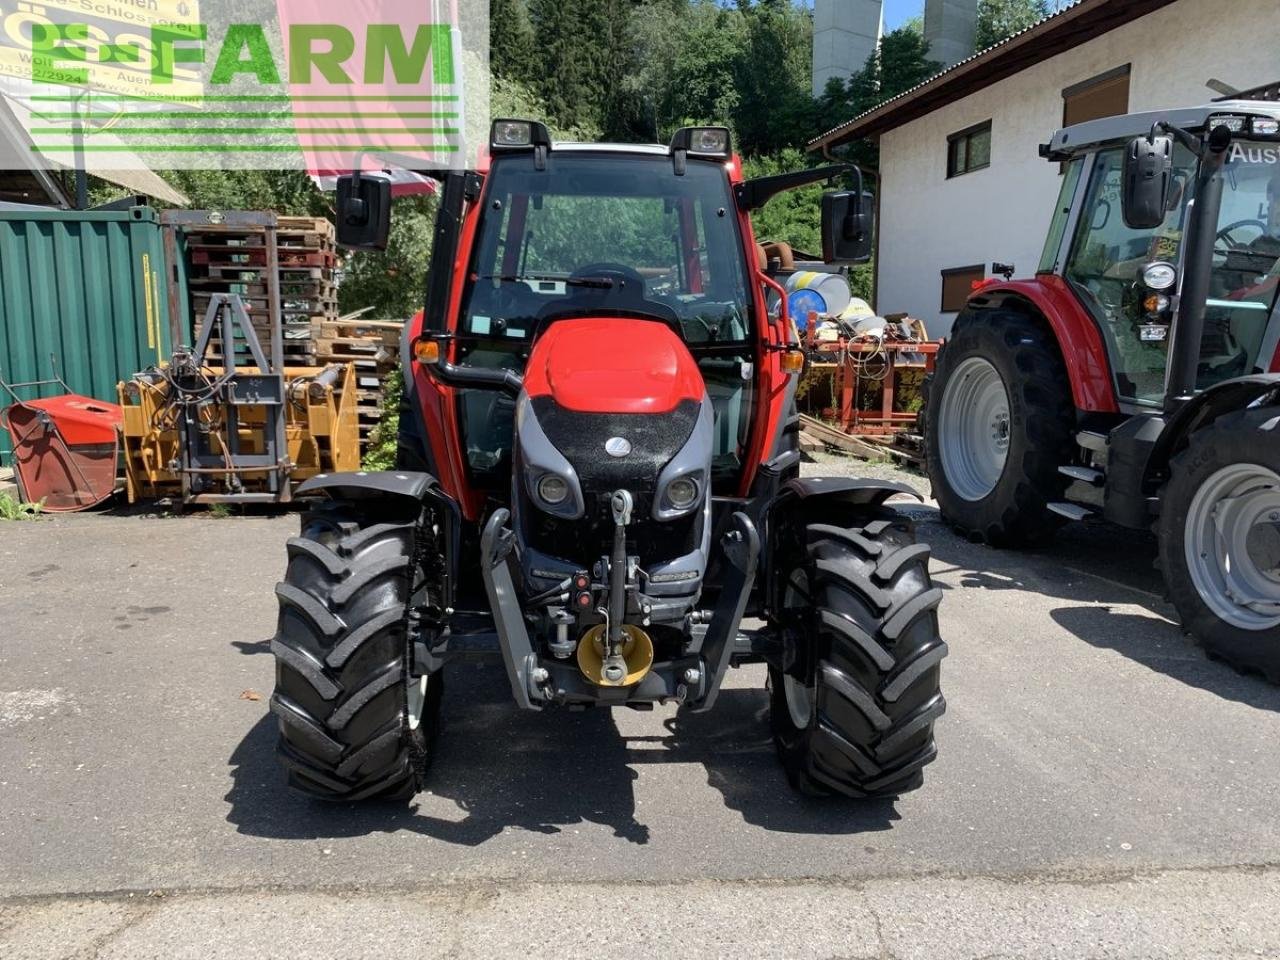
[0, 492, 44, 520]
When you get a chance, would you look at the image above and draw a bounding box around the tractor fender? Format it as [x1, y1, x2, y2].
[965, 276, 1119, 414]
[778, 476, 921, 507]
[295, 470, 439, 503]
[759, 477, 922, 617]
[295, 469, 463, 611]
[1145, 374, 1280, 485]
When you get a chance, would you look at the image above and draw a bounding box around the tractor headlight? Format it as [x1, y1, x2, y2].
[537, 474, 569, 506]
[1142, 261, 1177, 291]
[665, 475, 700, 511]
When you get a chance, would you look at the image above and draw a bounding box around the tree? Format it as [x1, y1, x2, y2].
[490, 0, 536, 80]
[731, 0, 817, 154]
[973, 0, 1050, 51]
[626, 0, 747, 141]
[814, 26, 940, 169]
[526, 0, 634, 135]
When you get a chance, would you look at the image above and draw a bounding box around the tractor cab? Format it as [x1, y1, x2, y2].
[1038, 101, 1280, 408]
[452, 141, 758, 500]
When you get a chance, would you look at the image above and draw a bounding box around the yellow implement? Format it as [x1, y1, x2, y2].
[118, 363, 359, 504]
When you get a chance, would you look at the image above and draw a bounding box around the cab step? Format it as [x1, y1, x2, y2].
[1058, 465, 1104, 485]
[1076, 431, 1109, 453]
[1048, 501, 1093, 521]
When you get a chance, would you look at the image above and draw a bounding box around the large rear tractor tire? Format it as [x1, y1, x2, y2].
[769, 510, 947, 798]
[1158, 408, 1280, 681]
[926, 310, 1075, 546]
[270, 499, 442, 801]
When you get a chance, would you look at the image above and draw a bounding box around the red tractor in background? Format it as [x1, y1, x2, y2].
[927, 89, 1280, 679]
[267, 121, 947, 802]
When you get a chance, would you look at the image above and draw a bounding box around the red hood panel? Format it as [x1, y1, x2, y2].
[523, 318, 704, 414]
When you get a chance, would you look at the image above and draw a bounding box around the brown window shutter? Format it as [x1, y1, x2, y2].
[1063, 67, 1131, 126]
[940, 265, 985, 312]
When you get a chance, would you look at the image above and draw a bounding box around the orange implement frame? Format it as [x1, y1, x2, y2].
[808, 340, 940, 437]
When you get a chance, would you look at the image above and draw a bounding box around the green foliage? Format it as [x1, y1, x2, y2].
[490, 0, 536, 79]
[0, 492, 42, 520]
[337, 193, 437, 319]
[729, 0, 818, 154]
[362, 367, 404, 471]
[90, 169, 327, 215]
[742, 149, 824, 254]
[974, 0, 1050, 51]
[625, 0, 746, 142]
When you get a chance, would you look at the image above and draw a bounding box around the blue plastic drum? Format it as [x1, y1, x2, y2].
[787, 289, 827, 332]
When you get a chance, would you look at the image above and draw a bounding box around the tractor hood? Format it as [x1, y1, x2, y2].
[522, 318, 704, 415]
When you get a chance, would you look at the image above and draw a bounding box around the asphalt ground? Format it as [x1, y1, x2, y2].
[2, 454, 1279, 958]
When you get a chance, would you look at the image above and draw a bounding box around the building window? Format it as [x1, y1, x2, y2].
[946, 121, 991, 178]
[940, 264, 984, 313]
[1062, 64, 1130, 127]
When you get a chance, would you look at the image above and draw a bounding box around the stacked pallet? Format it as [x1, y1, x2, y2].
[183, 215, 340, 366]
[309, 317, 403, 448]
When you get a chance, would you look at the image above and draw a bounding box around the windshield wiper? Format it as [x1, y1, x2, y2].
[476, 273, 615, 289]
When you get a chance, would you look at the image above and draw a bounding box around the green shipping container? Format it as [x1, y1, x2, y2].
[0, 205, 183, 461]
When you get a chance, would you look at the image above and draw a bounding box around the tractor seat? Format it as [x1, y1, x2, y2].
[760, 241, 795, 273]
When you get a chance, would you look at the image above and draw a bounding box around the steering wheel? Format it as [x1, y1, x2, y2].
[1215, 219, 1268, 264]
[571, 262, 647, 289]
[533, 261, 682, 337]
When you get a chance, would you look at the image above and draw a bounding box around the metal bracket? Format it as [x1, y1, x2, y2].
[691, 511, 761, 713]
[480, 508, 543, 710]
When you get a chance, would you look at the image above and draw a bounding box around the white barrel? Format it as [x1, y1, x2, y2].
[785, 271, 852, 317]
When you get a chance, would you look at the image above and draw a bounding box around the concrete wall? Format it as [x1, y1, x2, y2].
[812, 0, 883, 97]
[923, 0, 978, 69]
[875, 0, 1280, 338]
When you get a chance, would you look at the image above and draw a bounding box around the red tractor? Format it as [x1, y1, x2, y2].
[927, 90, 1280, 679]
[268, 121, 947, 802]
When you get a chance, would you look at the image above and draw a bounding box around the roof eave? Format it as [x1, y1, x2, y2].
[807, 0, 1178, 152]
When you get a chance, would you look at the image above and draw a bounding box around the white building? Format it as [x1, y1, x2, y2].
[809, 0, 1280, 338]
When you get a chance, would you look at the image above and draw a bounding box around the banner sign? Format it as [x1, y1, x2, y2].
[0, 0, 489, 171]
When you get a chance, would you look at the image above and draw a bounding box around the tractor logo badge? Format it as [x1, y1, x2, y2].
[605, 437, 631, 458]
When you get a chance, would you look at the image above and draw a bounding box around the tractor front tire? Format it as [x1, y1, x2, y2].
[270, 500, 442, 801]
[1158, 408, 1280, 681]
[770, 510, 947, 798]
[926, 310, 1075, 546]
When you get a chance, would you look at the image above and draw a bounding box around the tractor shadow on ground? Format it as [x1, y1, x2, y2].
[223, 665, 900, 845]
[917, 510, 1280, 712]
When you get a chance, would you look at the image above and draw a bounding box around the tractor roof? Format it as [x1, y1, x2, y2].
[1043, 99, 1280, 159]
[550, 142, 669, 156]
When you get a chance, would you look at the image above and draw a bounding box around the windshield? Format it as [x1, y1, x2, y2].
[1206, 140, 1280, 379]
[1065, 138, 1280, 404]
[460, 153, 752, 345]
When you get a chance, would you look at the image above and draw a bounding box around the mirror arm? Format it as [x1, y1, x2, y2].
[1151, 120, 1205, 158]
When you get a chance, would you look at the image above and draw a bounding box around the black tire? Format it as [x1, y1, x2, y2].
[270, 499, 442, 801]
[1157, 408, 1280, 682]
[769, 510, 947, 798]
[926, 309, 1075, 546]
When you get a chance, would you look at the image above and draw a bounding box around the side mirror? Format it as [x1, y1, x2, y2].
[335, 173, 391, 250]
[1122, 135, 1173, 229]
[821, 190, 873, 264]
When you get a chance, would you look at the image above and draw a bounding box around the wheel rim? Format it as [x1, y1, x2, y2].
[1184, 463, 1280, 632]
[407, 675, 429, 731]
[937, 357, 1011, 502]
[782, 569, 816, 730]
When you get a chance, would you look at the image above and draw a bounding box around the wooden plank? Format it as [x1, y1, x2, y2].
[798, 414, 888, 460]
